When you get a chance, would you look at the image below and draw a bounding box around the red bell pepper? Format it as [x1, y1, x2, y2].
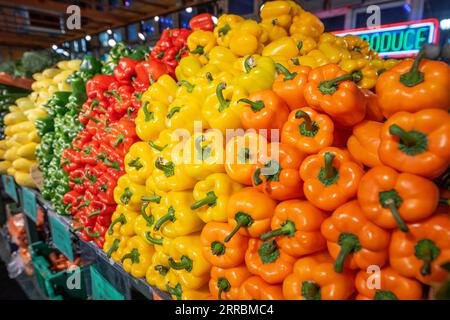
[189, 13, 214, 31]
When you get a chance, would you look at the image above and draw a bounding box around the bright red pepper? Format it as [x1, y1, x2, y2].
[189, 13, 214, 31]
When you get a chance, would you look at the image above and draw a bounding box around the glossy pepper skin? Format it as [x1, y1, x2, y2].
[304, 64, 366, 128]
[146, 250, 177, 291]
[261, 200, 327, 258]
[164, 233, 211, 290]
[239, 90, 289, 142]
[300, 147, 364, 211]
[187, 30, 217, 64]
[192, 173, 242, 223]
[389, 214, 450, 285]
[347, 120, 382, 168]
[245, 239, 295, 284]
[272, 64, 310, 110]
[141, 74, 177, 106]
[189, 13, 214, 31]
[225, 132, 268, 185]
[238, 276, 284, 300]
[283, 252, 355, 300]
[252, 142, 306, 201]
[124, 141, 155, 184]
[233, 55, 276, 93]
[289, 11, 324, 41]
[281, 107, 334, 154]
[355, 267, 422, 300]
[113, 174, 147, 212]
[357, 166, 439, 232]
[121, 235, 155, 278]
[362, 89, 384, 122]
[214, 14, 244, 48]
[229, 20, 266, 57]
[135, 100, 168, 142]
[378, 109, 450, 179]
[376, 51, 450, 118]
[225, 187, 277, 242]
[200, 222, 248, 269]
[321, 200, 391, 273]
[209, 266, 252, 300]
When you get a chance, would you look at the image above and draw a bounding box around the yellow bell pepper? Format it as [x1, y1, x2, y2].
[192, 70, 234, 103]
[146, 250, 178, 291]
[142, 74, 177, 106]
[233, 55, 276, 93]
[124, 141, 155, 184]
[229, 20, 266, 57]
[166, 282, 210, 300]
[187, 30, 216, 64]
[14, 171, 35, 188]
[260, 20, 288, 43]
[0, 161, 11, 174]
[370, 58, 400, 76]
[208, 47, 238, 73]
[152, 191, 204, 238]
[113, 174, 148, 211]
[163, 233, 211, 290]
[289, 11, 324, 40]
[214, 14, 244, 48]
[291, 33, 317, 55]
[135, 101, 168, 142]
[165, 93, 207, 133]
[175, 56, 203, 82]
[260, 0, 303, 28]
[108, 205, 139, 237]
[12, 158, 37, 172]
[103, 232, 130, 262]
[318, 42, 351, 64]
[202, 82, 247, 134]
[343, 34, 376, 58]
[191, 173, 242, 223]
[17, 142, 37, 159]
[134, 203, 165, 247]
[180, 131, 225, 180]
[340, 57, 378, 89]
[298, 49, 330, 68]
[121, 235, 155, 278]
[262, 36, 302, 58]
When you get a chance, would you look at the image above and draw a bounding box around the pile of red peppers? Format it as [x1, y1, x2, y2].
[61, 56, 167, 247]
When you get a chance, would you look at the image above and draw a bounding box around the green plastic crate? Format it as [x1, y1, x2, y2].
[29, 241, 88, 300]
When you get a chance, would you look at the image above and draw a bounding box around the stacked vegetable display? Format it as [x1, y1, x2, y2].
[0, 60, 81, 187]
[98, 1, 449, 300]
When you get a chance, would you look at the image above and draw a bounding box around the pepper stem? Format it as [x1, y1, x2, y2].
[191, 46, 204, 54]
[106, 239, 120, 257]
[154, 206, 176, 231]
[166, 283, 183, 300]
[155, 157, 175, 177]
[217, 277, 231, 300]
[145, 232, 163, 245]
[374, 290, 398, 300]
[141, 203, 154, 226]
[85, 226, 100, 238]
[216, 82, 230, 112]
[400, 50, 425, 87]
[141, 195, 161, 203]
[168, 255, 193, 272]
[274, 63, 297, 81]
[191, 191, 217, 209]
[224, 212, 254, 243]
[258, 240, 280, 264]
[121, 248, 140, 264]
[318, 71, 362, 94]
[414, 239, 441, 276]
[317, 152, 339, 186]
[211, 241, 226, 256]
[260, 220, 296, 241]
[142, 102, 154, 122]
[334, 233, 362, 273]
[238, 98, 265, 112]
[178, 80, 195, 93]
[107, 214, 127, 235]
[296, 110, 319, 137]
[379, 189, 408, 232]
[389, 124, 428, 156]
[301, 281, 321, 300]
[155, 265, 169, 276]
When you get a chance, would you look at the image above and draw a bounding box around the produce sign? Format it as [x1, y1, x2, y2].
[333, 19, 439, 58]
[22, 186, 37, 223]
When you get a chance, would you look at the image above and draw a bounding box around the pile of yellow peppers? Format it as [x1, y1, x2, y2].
[102, 0, 401, 300]
[0, 60, 80, 187]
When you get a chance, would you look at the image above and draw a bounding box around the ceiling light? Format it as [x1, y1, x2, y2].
[440, 18, 450, 31]
[52, 44, 58, 50]
[107, 29, 112, 35]
[185, 7, 193, 13]
[85, 35, 91, 41]
[108, 38, 116, 47]
[138, 32, 145, 40]
[154, 16, 159, 22]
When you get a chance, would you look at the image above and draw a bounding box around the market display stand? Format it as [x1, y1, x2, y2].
[0, 174, 171, 300]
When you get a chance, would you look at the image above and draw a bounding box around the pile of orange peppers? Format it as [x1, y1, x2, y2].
[98, 1, 450, 300]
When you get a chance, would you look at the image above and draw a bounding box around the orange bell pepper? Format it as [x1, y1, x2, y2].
[283, 252, 355, 300]
[252, 142, 306, 201]
[379, 108, 450, 179]
[272, 63, 310, 110]
[355, 267, 423, 300]
[225, 132, 268, 185]
[299, 147, 364, 211]
[239, 90, 290, 142]
[245, 238, 295, 284]
[281, 107, 334, 154]
[238, 276, 284, 300]
[362, 89, 384, 122]
[389, 214, 450, 285]
[200, 222, 248, 269]
[260, 199, 327, 257]
[357, 166, 439, 232]
[347, 120, 382, 168]
[321, 200, 391, 273]
[304, 64, 366, 128]
[209, 265, 252, 300]
[376, 51, 450, 118]
[225, 187, 277, 242]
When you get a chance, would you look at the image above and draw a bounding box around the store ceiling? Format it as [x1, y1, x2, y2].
[0, 0, 206, 48]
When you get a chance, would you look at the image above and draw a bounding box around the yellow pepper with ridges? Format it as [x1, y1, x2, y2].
[260, 0, 299, 29]
[135, 101, 168, 142]
[146, 250, 178, 291]
[180, 131, 225, 180]
[343, 34, 376, 58]
[340, 57, 378, 89]
[229, 20, 266, 57]
[166, 282, 210, 300]
[187, 30, 216, 64]
[289, 11, 324, 40]
[262, 35, 302, 58]
[260, 20, 288, 43]
[121, 235, 155, 278]
[202, 82, 247, 134]
[142, 74, 178, 106]
[191, 173, 242, 223]
[233, 55, 276, 93]
[163, 233, 211, 290]
[113, 174, 147, 211]
[134, 202, 165, 247]
[165, 93, 208, 133]
[192, 70, 234, 103]
[297, 49, 330, 68]
[124, 141, 155, 184]
[103, 232, 130, 262]
[175, 55, 203, 82]
[107, 205, 139, 237]
[152, 191, 204, 238]
[214, 14, 244, 48]
[208, 47, 238, 74]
